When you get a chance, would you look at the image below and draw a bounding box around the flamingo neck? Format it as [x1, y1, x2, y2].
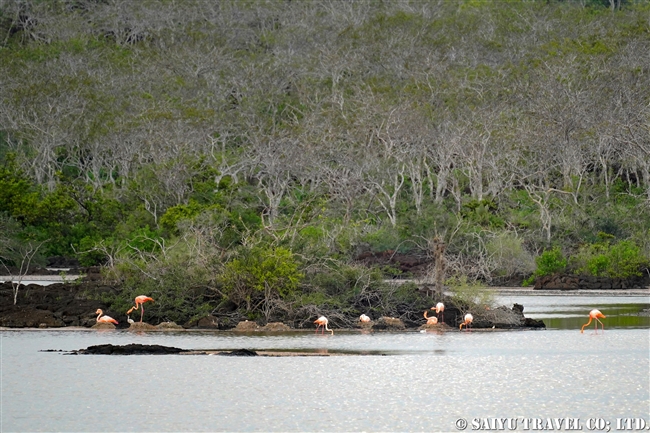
[580, 317, 593, 333]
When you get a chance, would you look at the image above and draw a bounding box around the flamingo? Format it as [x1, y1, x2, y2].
[435, 302, 445, 323]
[95, 309, 118, 325]
[314, 316, 334, 335]
[423, 310, 438, 325]
[130, 295, 154, 322]
[359, 314, 371, 323]
[581, 309, 606, 333]
[126, 308, 135, 325]
[459, 313, 473, 331]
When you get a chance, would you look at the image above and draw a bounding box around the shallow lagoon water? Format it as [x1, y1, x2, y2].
[495, 293, 650, 329]
[2, 293, 649, 432]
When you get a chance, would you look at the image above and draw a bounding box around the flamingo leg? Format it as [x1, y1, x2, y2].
[140, 304, 144, 322]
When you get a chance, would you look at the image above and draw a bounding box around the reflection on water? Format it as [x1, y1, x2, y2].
[494, 294, 650, 329]
[1, 294, 649, 432]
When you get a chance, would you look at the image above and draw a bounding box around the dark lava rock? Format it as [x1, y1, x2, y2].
[218, 349, 258, 356]
[1, 281, 117, 328]
[0, 305, 66, 328]
[523, 318, 546, 328]
[72, 343, 186, 355]
[535, 273, 650, 290]
[194, 315, 221, 329]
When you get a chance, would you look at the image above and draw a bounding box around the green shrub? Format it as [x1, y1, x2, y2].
[99, 255, 214, 325]
[523, 246, 567, 286]
[218, 246, 303, 311]
[360, 225, 401, 252]
[485, 232, 535, 278]
[607, 241, 647, 278]
[447, 275, 494, 309]
[571, 240, 648, 278]
[536, 246, 567, 275]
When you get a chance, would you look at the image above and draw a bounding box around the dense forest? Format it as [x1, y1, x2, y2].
[1, 0, 649, 324]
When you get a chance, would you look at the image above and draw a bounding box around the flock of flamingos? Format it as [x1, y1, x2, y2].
[95, 296, 607, 335]
[94, 295, 154, 325]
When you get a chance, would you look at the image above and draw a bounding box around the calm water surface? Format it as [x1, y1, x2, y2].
[2, 294, 649, 432]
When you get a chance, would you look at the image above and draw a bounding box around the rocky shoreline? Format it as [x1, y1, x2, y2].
[534, 273, 650, 290]
[5, 269, 646, 331]
[0, 279, 548, 331]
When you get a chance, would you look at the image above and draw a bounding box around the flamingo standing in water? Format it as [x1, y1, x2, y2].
[423, 310, 438, 325]
[314, 316, 334, 335]
[359, 314, 371, 323]
[130, 295, 154, 322]
[434, 302, 445, 323]
[581, 309, 606, 333]
[459, 313, 473, 331]
[95, 309, 118, 325]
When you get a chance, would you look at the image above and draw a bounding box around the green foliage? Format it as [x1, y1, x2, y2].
[1, 0, 649, 323]
[485, 231, 535, 279]
[293, 262, 392, 319]
[0, 154, 40, 222]
[461, 199, 505, 228]
[360, 225, 402, 253]
[98, 238, 217, 324]
[535, 246, 568, 276]
[218, 246, 303, 310]
[447, 276, 494, 310]
[523, 246, 567, 285]
[160, 201, 210, 234]
[0, 214, 47, 270]
[570, 238, 648, 278]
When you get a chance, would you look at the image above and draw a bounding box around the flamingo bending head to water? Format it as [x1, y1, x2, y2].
[423, 310, 438, 325]
[131, 295, 154, 322]
[459, 313, 473, 331]
[580, 309, 606, 333]
[95, 309, 118, 325]
[314, 316, 334, 335]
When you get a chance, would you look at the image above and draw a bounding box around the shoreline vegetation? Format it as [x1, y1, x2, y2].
[1, 271, 647, 331]
[1, 1, 649, 329]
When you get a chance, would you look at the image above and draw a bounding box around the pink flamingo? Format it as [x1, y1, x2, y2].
[434, 302, 445, 323]
[359, 314, 371, 323]
[459, 313, 473, 331]
[423, 310, 438, 325]
[581, 309, 606, 333]
[130, 295, 154, 322]
[95, 309, 118, 325]
[314, 316, 334, 335]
